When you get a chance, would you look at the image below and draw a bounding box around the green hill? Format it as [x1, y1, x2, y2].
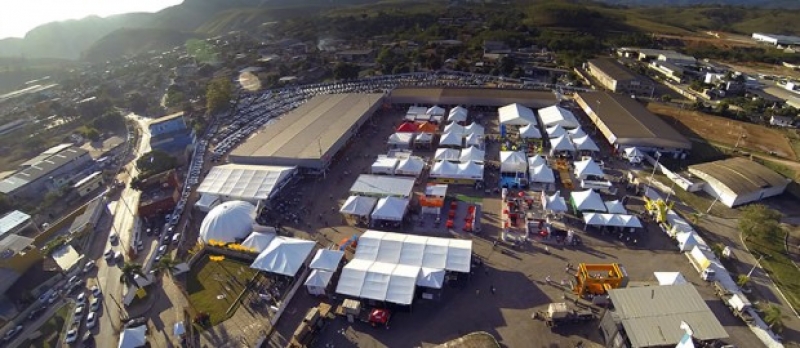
[82, 28, 199, 63]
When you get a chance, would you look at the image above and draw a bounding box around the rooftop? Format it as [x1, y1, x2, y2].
[0, 234, 34, 255]
[390, 87, 556, 107]
[197, 164, 297, 201]
[0, 210, 31, 238]
[588, 58, 641, 82]
[69, 197, 105, 234]
[0, 146, 90, 194]
[688, 157, 788, 195]
[609, 284, 728, 347]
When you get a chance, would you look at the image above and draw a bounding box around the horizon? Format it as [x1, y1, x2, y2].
[0, 0, 183, 40]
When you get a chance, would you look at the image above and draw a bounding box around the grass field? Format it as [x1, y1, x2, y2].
[745, 228, 800, 314]
[653, 174, 739, 219]
[19, 304, 71, 348]
[186, 256, 257, 326]
[648, 103, 796, 159]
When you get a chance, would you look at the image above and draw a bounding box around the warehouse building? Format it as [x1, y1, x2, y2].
[586, 58, 654, 96]
[0, 145, 94, 200]
[148, 112, 195, 153]
[600, 284, 728, 348]
[575, 92, 691, 156]
[230, 93, 384, 173]
[688, 157, 789, 207]
[752, 33, 800, 47]
[389, 87, 556, 108]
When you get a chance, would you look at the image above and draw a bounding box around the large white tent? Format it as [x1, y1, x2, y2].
[676, 231, 700, 252]
[666, 210, 694, 237]
[549, 135, 574, 153]
[464, 123, 484, 136]
[118, 325, 147, 348]
[448, 106, 468, 123]
[573, 135, 600, 152]
[241, 232, 276, 253]
[431, 160, 460, 178]
[530, 164, 555, 183]
[604, 200, 628, 214]
[250, 236, 316, 276]
[439, 132, 463, 147]
[457, 161, 484, 179]
[574, 159, 604, 179]
[570, 190, 607, 212]
[199, 201, 256, 243]
[395, 157, 425, 177]
[465, 133, 482, 147]
[197, 164, 297, 203]
[582, 213, 643, 228]
[195, 194, 220, 213]
[310, 249, 345, 271]
[350, 175, 415, 198]
[519, 123, 542, 139]
[427, 105, 445, 116]
[654, 272, 688, 286]
[434, 148, 461, 162]
[460, 146, 485, 163]
[498, 103, 537, 126]
[624, 147, 644, 164]
[388, 133, 414, 148]
[444, 122, 465, 136]
[340, 195, 378, 217]
[500, 151, 528, 173]
[568, 127, 587, 138]
[371, 156, 399, 175]
[415, 132, 434, 145]
[417, 268, 446, 289]
[371, 196, 409, 221]
[305, 269, 334, 295]
[542, 191, 568, 213]
[546, 124, 567, 139]
[538, 105, 579, 129]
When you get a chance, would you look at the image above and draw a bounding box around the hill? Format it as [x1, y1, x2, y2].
[82, 28, 200, 63]
[597, 0, 800, 9]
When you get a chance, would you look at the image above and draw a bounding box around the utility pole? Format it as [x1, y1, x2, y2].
[747, 254, 765, 278]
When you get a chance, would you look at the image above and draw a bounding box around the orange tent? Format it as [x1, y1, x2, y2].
[416, 121, 438, 133]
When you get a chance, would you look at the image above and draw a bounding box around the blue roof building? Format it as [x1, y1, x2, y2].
[148, 112, 195, 153]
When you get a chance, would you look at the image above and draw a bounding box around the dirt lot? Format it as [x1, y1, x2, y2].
[647, 102, 797, 159]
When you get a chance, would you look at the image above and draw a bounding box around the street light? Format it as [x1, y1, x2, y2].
[747, 254, 766, 278]
[648, 151, 662, 185]
[706, 196, 719, 214]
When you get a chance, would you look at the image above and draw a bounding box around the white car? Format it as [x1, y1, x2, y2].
[65, 328, 79, 343]
[73, 305, 84, 324]
[90, 285, 101, 298]
[76, 293, 86, 306]
[90, 297, 100, 312]
[86, 312, 97, 329]
[83, 261, 95, 273]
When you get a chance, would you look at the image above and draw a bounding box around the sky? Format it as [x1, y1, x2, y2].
[0, 0, 184, 39]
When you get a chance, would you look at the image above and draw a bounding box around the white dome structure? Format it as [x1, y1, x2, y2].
[199, 200, 256, 243]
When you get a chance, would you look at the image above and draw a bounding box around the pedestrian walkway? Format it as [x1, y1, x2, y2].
[198, 301, 271, 348]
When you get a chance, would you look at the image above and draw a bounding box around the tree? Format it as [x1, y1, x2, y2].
[499, 56, 516, 76]
[127, 93, 149, 115]
[763, 304, 784, 332]
[661, 94, 673, 102]
[738, 204, 782, 242]
[736, 274, 750, 288]
[206, 77, 233, 114]
[333, 63, 360, 80]
[83, 127, 101, 142]
[155, 256, 181, 277]
[120, 262, 146, 288]
[165, 89, 186, 108]
[135, 150, 177, 177]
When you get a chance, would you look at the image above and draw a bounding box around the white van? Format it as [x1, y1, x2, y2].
[114, 251, 123, 263]
[172, 233, 181, 245]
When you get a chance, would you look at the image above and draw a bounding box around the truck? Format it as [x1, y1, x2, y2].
[687, 245, 716, 281]
[543, 303, 594, 328]
[289, 303, 331, 348]
[337, 299, 391, 328]
[714, 282, 754, 323]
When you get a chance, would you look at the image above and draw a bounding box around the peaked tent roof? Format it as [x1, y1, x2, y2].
[464, 123, 484, 136]
[434, 148, 461, 161]
[417, 267, 446, 289]
[118, 325, 147, 348]
[624, 147, 644, 158]
[500, 151, 528, 173]
[519, 123, 542, 139]
[457, 161, 484, 179]
[604, 200, 628, 214]
[416, 122, 438, 133]
[340, 195, 379, 217]
[546, 124, 567, 138]
[539, 105, 579, 129]
[448, 106, 468, 122]
[444, 122, 465, 135]
[426, 105, 445, 116]
[310, 249, 345, 271]
[549, 135, 575, 152]
[460, 146, 485, 163]
[574, 159, 604, 178]
[498, 103, 537, 125]
[530, 164, 555, 183]
[431, 160, 460, 177]
[250, 237, 316, 276]
[568, 127, 587, 138]
[415, 132, 434, 143]
[371, 196, 410, 221]
[573, 134, 600, 152]
[241, 232, 276, 253]
[654, 272, 688, 286]
[388, 132, 414, 145]
[571, 189, 607, 212]
[304, 269, 334, 287]
[528, 155, 546, 167]
[465, 133, 482, 146]
[396, 122, 417, 133]
[395, 157, 425, 176]
[543, 191, 568, 212]
[439, 132, 463, 147]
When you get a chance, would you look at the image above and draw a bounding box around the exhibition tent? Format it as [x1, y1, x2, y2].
[666, 210, 694, 237]
[582, 213, 643, 228]
[416, 267, 446, 289]
[444, 122, 465, 136]
[431, 160, 460, 178]
[195, 194, 220, 213]
[241, 232, 276, 253]
[654, 272, 688, 286]
[310, 249, 345, 271]
[417, 122, 438, 133]
[546, 124, 567, 139]
[395, 157, 425, 176]
[573, 135, 600, 152]
[542, 191, 568, 213]
[457, 161, 484, 179]
[604, 200, 628, 214]
[427, 105, 445, 116]
[530, 164, 555, 183]
[460, 146, 485, 163]
[549, 135, 574, 152]
[519, 123, 542, 139]
[464, 123, 484, 136]
[465, 133, 482, 147]
[676, 231, 700, 252]
[528, 155, 546, 167]
[396, 122, 417, 133]
[352, 230, 473, 272]
[434, 148, 461, 161]
[624, 147, 644, 164]
[415, 132, 434, 145]
[439, 132, 463, 147]
[305, 269, 334, 295]
[371, 156, 399, 175]
[118, 325, 147, 348]
[538, 105, 579, 129]
[448, 106, 468, 123]
[371, 197, 410, 221]
[250, 237, 316, 276]
[571, 190, 607, 212]
[498, 103, 537, 126]
[568, 127, 587, 138]
[574, 159, 604, 179]
[340, 195, 378, 217]
[388, 133, 414, 147]
[500, 151, 528, 173]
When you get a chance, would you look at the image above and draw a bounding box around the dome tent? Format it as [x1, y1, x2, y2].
[200, 201, 256, 243]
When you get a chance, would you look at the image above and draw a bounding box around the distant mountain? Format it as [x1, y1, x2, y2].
[82, 28, 199, 62]
[595, 0, 800, 9]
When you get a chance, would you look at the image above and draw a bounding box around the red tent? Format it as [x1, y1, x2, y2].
[396, 122, 418, 133]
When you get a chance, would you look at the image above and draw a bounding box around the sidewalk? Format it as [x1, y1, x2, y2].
[198, 301, 272, 348]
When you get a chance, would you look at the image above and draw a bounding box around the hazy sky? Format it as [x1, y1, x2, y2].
[0, 0, 183, 39]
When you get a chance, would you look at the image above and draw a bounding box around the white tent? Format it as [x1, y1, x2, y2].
[549, 135, 574, 153]
[460, 146, 485, 163]
[427, 105, 445, 116]
[310, 249, 345, 271]
[464, 123, 484, 136]
[666, 210, 694, 237]
[444, 122, 465, 136]
[574, 159, 604, 179]
[395, 157, 425, 177]
[434, 148, 461, 161]
[415, 113, 432, 121]
[439, 132, 463, 147]
[340, 195, 378, 217]
[457, 161, 484, 179]
[448, 106, 468, 123]
[546, 124, 567, 139]
[538, 105, 579, 129]
[250, 237, 316, 276]
[431, 160, 460, 178]
[604, 200, 628, 214]
[388, 133, 414, 148]
[528, 155, 546, 167]
[465, 133, 482, 147]
[582, 213, 643, 228]
[499, 151, 528, 173]
[624, 147, 644, 164]
[241, 232, 276, 253]
[519, 123, 542, 139]
[571, 190, 607, 212]
[676, 232, 700, 252]
[371, 156, 399, 175]
[305, 269, 334, 295]
[417, 267, 446, 289]
[573, 135, 600, 152]
[118, 325, 147, 348]
[194, 194, 220, 213]
[498, 103, 537, 125]
[530, 164, 555, 183]
[654, 271, 688, 286]
[415, 132, 434, 144]
[568, 127, 587, 138]
[371, 197, 409, 221]
[542, 191, 568, 213]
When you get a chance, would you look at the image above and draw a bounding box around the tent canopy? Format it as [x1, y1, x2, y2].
[460, 146, 485, 163]
[571, 190, 606, 212]
[427, 105, 445, 116]
[118, 325, 147, 348]
[465, 133, 482, 147]
[305, 269, 334, 288]
[395, 157, 425, 176]
[415, 132, 434, 143]
[543, 191, 568, 212]
[416, 122, 438, 133]
[434, 148, 461, 161]
[444, 122, 465, 136]
[604, 200, 628, 214]
[417, 267, 446, 289]
[431, 160, 459, 177]
[448, 106, 468, 122]
[457, 161, 484, 179]
[582, 213, 643, 228]
[388, 133, 414, 145]
[439, 132, 463, 147]
[371, 156, 399, 174]
[310, 249, 345, 271]
[464, 123, 484, 136]
[654, 272, 688, 286]
[528, 155, 546, 167]
[340, 195, 378, 217]
[519, 123, 542, 139]
[530, 164, 555, 183]
[568, 127, 587, 138]
[500, 151, 528, 173]
[549, 135, 574, 152]
[546, 124, 567, 138]
[241, 232, 276, 253]
[371, 196, 410, 221]
[498, 103, 537, 125]
[250, 237, 316, 276]
[624, 147, 644, 158]
[573, 135, 600, 152]
[396, 122, 417, 133]
[574, 159, 604, 179]
[676, 232, 699, 251]
[538, 105, 579, 129]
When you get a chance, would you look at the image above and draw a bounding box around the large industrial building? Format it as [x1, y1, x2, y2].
[575, 92, 691, 156]
[600, 284, 728, 348]
[752, 33, 800, 46]
[196, 164, 297, 205]
[0, 144, 94, 200]
[586, 58, 654, 96]
[148, 112, 195, 153]
[688, 157, 789, 207]
[230, 93, 384, 172]
[388, 87, 556, 108]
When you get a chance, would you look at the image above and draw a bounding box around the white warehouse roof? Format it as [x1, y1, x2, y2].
[197, 164, 296, 202]
[350, 174, 415, 198]
[538, 105, 579, 129]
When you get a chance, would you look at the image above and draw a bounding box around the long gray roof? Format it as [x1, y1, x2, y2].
[0, 147, 89, 194]
[588, 58, 640, 82]
[609, 284, 728, 348]
[0, 210, 31, 237]
[689, 157, 788, 195]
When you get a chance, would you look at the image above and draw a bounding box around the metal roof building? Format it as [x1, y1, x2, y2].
[0, 146, 93, 197]
[600, 284, 728, 348]
[389, 87, 556, 108]
[575, 92, 691, 153]
[688, 157, 789, 207]
[0, 210, 31, 238]
[229, 93, 384, 171]
[349, 175, 415, 198]
[197, 164, 297, 204]
[586, 58, 654, 96]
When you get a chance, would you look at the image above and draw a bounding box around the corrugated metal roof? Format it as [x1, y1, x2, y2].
[689, 157, 788, 195]
[0, 147, 90, 194]
[609, 284, 728, 348]
[0, 210, 31, 237]
[588, 58, 640, 82]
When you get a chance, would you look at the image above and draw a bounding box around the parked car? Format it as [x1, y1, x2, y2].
[83, 261, 96, 273]
[73, 305, 85, 324]
[76, 293, 86, 306]
[109, 233, 119, 244]
[86, 312, 97, 329]
[90, 286, 101, 298]
[2, 325, 23, 341]
[104, 249, 114, 260]
[65, 327, 79, 343]
[90, 298, 100, 312]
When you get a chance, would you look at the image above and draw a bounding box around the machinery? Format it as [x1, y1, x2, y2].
[337, 299, 391, 328]
[572, 263, 628, 296]
[543, 303, 594, 328]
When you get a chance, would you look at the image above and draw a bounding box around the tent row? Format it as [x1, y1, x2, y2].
[336, 259, 444, 305]
[371, 155, 426, 177]
[340, 195, 410, 222]
[396, 121, 439, 133]
[573, 158, 605, 180]
[582, 213, 643, 229]
[305, 249, 346, 296]
[435, 147, 485, 163]
[440, 131, 483, 148]
[498, 103, 538, 126]
[430, 161, 484, 180]
[542, 191, 567, 213]
[549, 132, 600, 155]
[405, 106, 445, 122]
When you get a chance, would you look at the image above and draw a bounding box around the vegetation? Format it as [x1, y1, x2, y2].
[205, 77, 233, 114]
[186, 257, 257, 326]
[762, 303, 785, 333]
[738, 204, 782, 242]
[120, 262, 146, 288]
[333, 62, 361, 80]
[135, 150, 177, 178]
[18, 304, 71, 348]
[156, 256, 181, 277]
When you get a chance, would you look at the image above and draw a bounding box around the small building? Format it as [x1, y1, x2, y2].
[73, 171, 104, 197]
[657, 52, 696, 66]
[770, 115, 793, 127]
[586, 58, 654, 96]
[0, 211, 32, 238]
[137, 170, 180, 218]
[147, 112, 195, 154]
[688, 157, 789, 207]
[68, 197, 105, 236]
[0, 145, 94, 200]
[649, 61, 684, 83]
